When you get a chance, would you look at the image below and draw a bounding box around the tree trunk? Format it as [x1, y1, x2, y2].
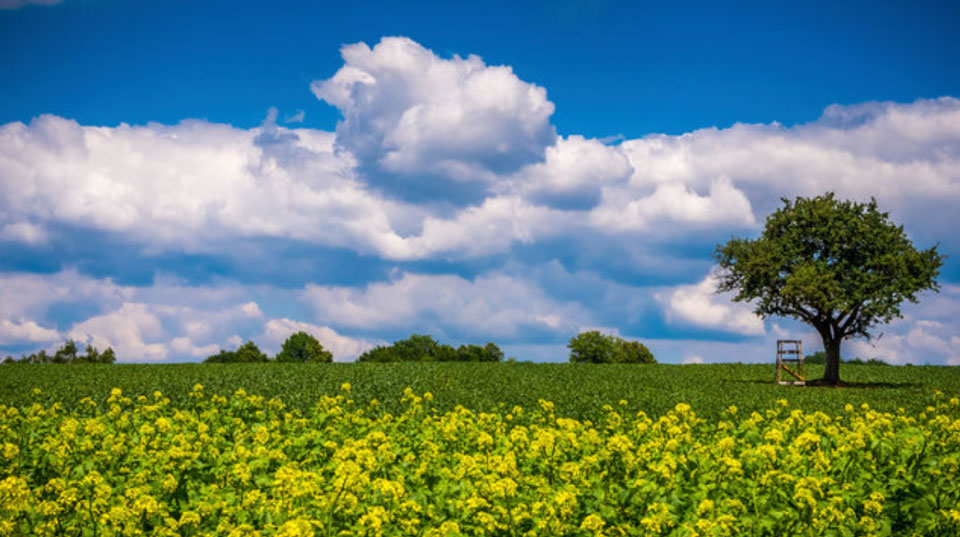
[821, 337, 842, 385]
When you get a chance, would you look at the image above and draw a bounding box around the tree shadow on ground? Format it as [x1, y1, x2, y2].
[805, 379, 921, 389]
[725, 379, 921, 389]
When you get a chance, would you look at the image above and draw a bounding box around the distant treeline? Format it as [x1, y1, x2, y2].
[204, 333, 507, 364]
[4, 331, 659, 365]
[3, 339, 116, 364]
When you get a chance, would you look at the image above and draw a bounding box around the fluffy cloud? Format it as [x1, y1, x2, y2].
[302, 271, 590, 340]
[259, 318, 380, 362]
[657, 274, 765, 335]
[0, 319, 59, 345]
[0, 269, 406, 362]
[0, 222, 48, 244]
[0, 115, 420, 257]
[406, 196, 569, 258]
[844, 285, 960, 364]
[3, 41, 958, 264]
[62, 297, 270, 362]
[501, 135, 632, 209]
[313, 37, 557, 195]
[68, 303, 169, 361]
[0, 269, 130, 320]
[590, 175, 756, 233]
[617, 97, 960, 245]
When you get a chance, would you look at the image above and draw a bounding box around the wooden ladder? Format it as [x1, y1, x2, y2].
[776, 339, 806, 385]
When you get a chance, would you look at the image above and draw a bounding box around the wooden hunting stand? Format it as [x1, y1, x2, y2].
[775, 339, 806, 385]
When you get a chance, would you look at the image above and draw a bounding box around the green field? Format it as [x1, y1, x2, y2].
[3, 362, 960, 535]
[2, 362, 958, 421]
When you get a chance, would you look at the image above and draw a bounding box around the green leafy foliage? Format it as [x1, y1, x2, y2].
[568, 331, 656, 364]
[204, 341, 269, 363]
[1, 362, 959, 423]
[358, 334, 504, 363]
[617, 339, 656, 364]
[456, 342, 505, 362]
[275, 331, 333, 363]
[715, 193, 943, 383]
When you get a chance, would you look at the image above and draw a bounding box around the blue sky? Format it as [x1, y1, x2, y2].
[1, 0, 959, 364]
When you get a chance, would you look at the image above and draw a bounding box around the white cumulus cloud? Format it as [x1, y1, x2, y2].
[259, 318, 380, 362]
[617, 97, 960, 245]
[69, 303, 169, 361]
[302, 271, 589, 339]
[0, 319, 60, 345]
[657, 274, 765, 335]
[313, 37, 557, 188]
[0, 115, 417, 257]
[0, 222, 48, 244]
[590, 175, 756, 232]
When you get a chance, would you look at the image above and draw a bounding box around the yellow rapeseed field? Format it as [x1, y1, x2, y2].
[1, 384, 959, 536]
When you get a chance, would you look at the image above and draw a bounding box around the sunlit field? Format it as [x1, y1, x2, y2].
[2, 363, 960, 535]
[2, 362, 959, 421]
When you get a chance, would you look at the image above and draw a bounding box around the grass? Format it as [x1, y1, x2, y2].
[1, 362, 958, 421]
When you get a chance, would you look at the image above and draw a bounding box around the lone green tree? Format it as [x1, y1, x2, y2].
[276, 331, 333, 363]
[714, 193, 943, 385]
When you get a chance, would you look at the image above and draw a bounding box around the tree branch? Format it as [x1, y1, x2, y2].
[784, 302, 818, 324]
[839, 302, 863, 338]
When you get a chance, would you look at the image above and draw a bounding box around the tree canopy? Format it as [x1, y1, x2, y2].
[357, 334, 505, 363]
[204, 341, 269, 363]
[275, 331, 333, 363]
[567, 331, 656, 364]
[714, 193, 943, 384]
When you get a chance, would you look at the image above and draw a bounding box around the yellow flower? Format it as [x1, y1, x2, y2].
[580, 514, 605, 533]
[276, 518, 316, 537]
[232, 462, 252, 485]
[253, 425, 270, 444]
[341, 383, 351, 393]
[161, 474, 178, 493]
[696, 499, 714, 516]
[154, 416, 171, 433]
[437, 520, 461, 537]
[179, 511, 201, 527]
[2, 443, 18, 460]
[477, 431, 494, 450]
[359, 506, 388, 536]
[553, 490, 578, 518]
